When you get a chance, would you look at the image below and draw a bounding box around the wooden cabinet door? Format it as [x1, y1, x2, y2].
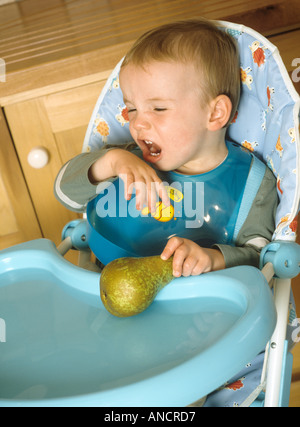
[0, 109, 42, 249]
[4, 80, 105, 247]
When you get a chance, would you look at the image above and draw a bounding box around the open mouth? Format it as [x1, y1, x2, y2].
[142, 140, 162, 161]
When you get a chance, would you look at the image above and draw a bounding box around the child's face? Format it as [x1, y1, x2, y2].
[119, 61, 212, 174]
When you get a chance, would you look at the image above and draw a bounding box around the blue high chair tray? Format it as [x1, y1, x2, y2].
[0, 239, 276, 407]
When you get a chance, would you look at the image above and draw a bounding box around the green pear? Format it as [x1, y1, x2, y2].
[100, 256, 174, 317]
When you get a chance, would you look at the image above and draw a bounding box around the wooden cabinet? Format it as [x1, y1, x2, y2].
[3, 80, 106, 247]
[0, 109, 42, 249]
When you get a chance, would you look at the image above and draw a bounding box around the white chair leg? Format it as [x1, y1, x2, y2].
[264, 278, 291, 407]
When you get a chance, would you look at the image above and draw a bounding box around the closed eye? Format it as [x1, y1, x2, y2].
[154, 108, 167, 112]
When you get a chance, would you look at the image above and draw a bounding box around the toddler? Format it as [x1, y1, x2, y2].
[55, 18, 277, 277]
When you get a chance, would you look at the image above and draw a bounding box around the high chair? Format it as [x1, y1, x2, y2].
[0, 21, 299, 407]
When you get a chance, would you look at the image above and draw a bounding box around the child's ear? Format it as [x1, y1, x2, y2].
[207, 95, 232, 131]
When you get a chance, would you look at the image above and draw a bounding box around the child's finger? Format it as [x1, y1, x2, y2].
[191, 260, 205, 276]
[160, 240, 176, 260]
[161, 237, 179, 260]
[135, 180, 147, 211]
[121, 173, 134, 201]
[142, 181, 170, 216]
[155, 181, 170, 207]
[182, 255, 198, 277]
[147, 181, 159, 213]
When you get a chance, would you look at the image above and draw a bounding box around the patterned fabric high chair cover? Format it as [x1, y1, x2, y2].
[82, 21, 300, 406]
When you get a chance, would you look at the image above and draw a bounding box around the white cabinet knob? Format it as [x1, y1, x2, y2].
[27, 147, 49, 169]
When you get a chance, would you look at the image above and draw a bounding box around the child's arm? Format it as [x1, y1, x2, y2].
[89, 149, 169, 211]
[54, 145, 169, 213]
[54, 150, 111, 213]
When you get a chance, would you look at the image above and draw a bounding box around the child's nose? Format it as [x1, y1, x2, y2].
[131, 112, 151, 131]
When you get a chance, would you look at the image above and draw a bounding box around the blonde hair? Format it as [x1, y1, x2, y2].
[121, 18, 240, 125]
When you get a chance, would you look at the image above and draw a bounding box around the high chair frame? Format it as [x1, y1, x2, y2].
[57, 221, 300, 407]
[0, 20, 299, 407]
[76, 20, 300, 406]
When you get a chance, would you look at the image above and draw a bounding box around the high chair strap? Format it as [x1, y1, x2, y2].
[233, 155, 267, 243]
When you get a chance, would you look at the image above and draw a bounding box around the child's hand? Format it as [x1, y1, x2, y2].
[161, 237, 225, 277]
[108, 149, 170, 212]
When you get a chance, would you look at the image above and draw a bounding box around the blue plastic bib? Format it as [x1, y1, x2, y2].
[87, 141, 252, 264]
